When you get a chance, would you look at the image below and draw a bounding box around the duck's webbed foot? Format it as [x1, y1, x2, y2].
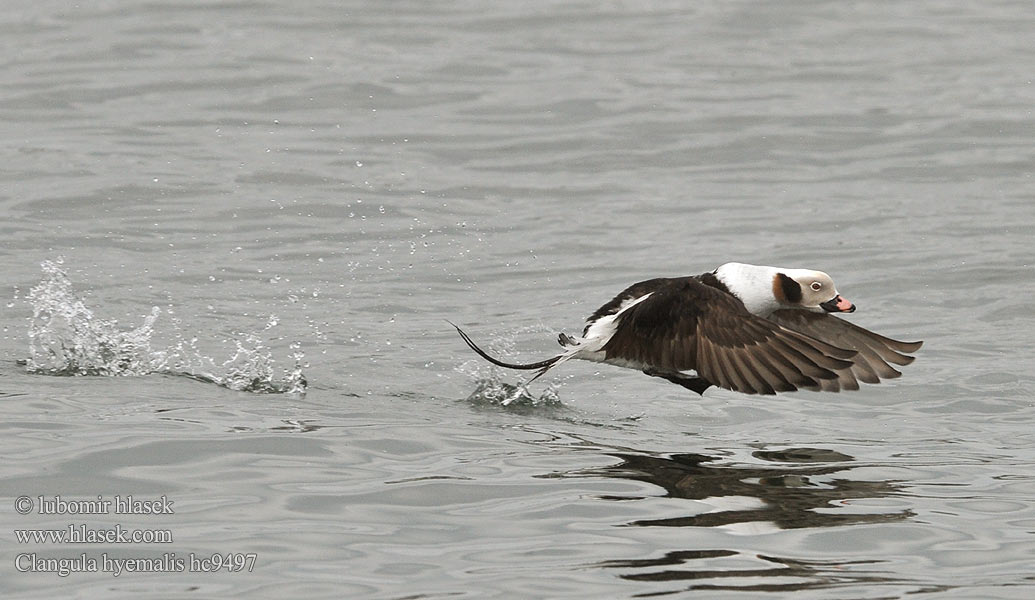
[643, 368, 712, 395]
[558, 333, 580, 347]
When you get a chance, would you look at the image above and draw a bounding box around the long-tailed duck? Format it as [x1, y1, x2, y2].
[452, 262, 922, 395]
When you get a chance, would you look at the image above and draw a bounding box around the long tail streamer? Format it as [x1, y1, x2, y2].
[448, 321, 561, 382]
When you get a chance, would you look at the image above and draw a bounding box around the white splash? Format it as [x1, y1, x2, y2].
[25, 259, 307, 395]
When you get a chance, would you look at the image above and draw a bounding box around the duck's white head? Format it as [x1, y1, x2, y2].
[714, 262, 856, 316]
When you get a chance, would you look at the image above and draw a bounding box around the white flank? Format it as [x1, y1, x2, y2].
[559, 292, 655, 367]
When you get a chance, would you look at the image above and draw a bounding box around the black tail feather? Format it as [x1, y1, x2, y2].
[449, 321, 562, 377]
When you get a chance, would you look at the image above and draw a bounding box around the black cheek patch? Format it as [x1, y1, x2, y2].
[777, 272, 802, 304]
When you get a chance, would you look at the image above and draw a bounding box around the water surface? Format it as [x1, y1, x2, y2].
[2, 1, 1033, 598]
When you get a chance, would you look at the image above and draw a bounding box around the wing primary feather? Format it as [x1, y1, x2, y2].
[839, 327, 917, 367]
[846, 347, 884, 384]
[794, 334, 858, 360]
[728, 349, 775, 395]
[698, 339, 733, 390]
[718, 348, 751, 393]
[745, 345, 800, 392]
[766, 335, 841, 380]
[778, 330, 856, 371]
[749, 342, 809, 382]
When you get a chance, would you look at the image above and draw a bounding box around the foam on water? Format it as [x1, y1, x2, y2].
[464, 376, 562, 410]
[25, 259, 307, 395]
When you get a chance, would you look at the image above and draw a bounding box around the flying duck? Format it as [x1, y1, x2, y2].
[452, 262, 922, 395]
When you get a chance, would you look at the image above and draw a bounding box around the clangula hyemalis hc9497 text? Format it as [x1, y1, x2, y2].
[452, 262, 922, 395]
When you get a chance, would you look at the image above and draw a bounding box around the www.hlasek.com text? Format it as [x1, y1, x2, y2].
[15, 524, 173, 544]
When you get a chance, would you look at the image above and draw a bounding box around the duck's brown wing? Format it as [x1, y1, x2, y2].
[767, 309, 923, 391]
[600, 279, 858, 395]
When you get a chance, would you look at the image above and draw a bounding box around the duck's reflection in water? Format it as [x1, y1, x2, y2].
[570, 447, 921, 593]
[592, 448, 909, 529]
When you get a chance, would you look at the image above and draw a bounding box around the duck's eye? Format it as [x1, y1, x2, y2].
[810, 281, 823, 291]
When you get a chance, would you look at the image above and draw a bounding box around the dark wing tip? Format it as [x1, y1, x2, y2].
[868, 334, 923, 355]
[766, 309, 923, 390]
[896, 340, 923, 353]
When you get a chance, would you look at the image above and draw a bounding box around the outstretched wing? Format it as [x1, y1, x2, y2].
[767, 309, 923, 391]
[600, 279, 858, 395]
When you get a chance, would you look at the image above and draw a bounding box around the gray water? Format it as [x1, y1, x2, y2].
[2, 1, 1034, 598]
